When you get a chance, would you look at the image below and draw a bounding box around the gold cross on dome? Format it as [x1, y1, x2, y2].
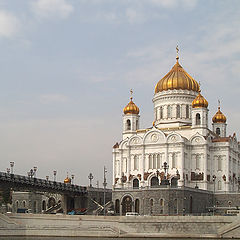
[130, 89, 133, 100]
[176, 45, 179, 55]
[218, 99, 220, 108]
[176, 45, 179, 61]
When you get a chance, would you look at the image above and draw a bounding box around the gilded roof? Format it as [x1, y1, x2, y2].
[212, 107, 227, 123]
[123, 97, 139, 115]
[155, 58, 200, 93]
[192, 91, 208, 108]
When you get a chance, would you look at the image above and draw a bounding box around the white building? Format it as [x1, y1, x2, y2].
[113, 54, 240, 192]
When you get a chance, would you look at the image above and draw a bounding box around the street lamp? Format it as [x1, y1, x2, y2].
[10, 162, 14, 174]
[71, 174, 74, 185]
[212, 175, 216, 193]
[103, 166, 107, 216]
[53, 170, 57, 182]
[30, 169, 34, 178]
[88, 173, 93, 187]
[33, 167, 37, 178]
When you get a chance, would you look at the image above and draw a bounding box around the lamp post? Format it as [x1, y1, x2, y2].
[212, 175, 216, 216]
[88, 173, 93, 187]
[71, 174, 74, 185]
[161, 162, 170, 185]
[29, 169, 34, 178]
[33, 167, 37, 178]
[53, 170, 57, 182]
[10, 162, 14, 174]
[213, 175, 216, 193]
[103, 166, 107, 216]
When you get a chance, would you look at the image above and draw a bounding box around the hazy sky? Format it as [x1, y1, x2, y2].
[0, 0, 239, 186]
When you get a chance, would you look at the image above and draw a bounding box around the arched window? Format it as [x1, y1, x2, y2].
[167, 105, 172, 118]
[196, 155, 200, 169]
[136, 120, 139, 129]
[160, 106, 163, 119]
[218, 180, 222, 190]
[196, 113, 201, 125]
[186, 105, 189, 118]
[190, 196, 193, 213]
[216, 127, 220, 135]
[133, 178, 139, 188]
[149, 155, 153, 169]
[42, 200, 46, 211]
[123, 158, 127, 173]
[160, 198, 164, 207]
[153, 155, 156, 169]
[134, 155, 138, 170]
[217, 157, 222, 171]
[135, 199, 140, 213]
[174, 199, 178, 214]
[115, 199, 120, 214]
[176, 105, 180, 118]
[172, 153, 176, 168]
[22, 201, 26, 208]
[150, 199, 154, 214]
[126, 119, 131, 130]
[157, 154, 161, 169]
[150, 176, 159, 187]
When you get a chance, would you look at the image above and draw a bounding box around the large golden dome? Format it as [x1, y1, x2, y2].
[155, 57, 200, 93]
[212, 107, 227, 123]
[123, 97, 139, 115]
[192, 90, 208, 108]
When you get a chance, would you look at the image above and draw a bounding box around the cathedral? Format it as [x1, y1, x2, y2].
[112, 50, 240, 214]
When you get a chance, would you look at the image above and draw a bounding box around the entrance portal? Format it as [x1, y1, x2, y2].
[122, 196, 132, 215]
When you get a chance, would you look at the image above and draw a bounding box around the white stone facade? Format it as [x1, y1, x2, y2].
[113, 70, 240, 193]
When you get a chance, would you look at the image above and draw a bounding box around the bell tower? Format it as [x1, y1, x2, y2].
[122, 90, 140, 139]
[212, 101, 227, 137]
[191, 89, 209, 130]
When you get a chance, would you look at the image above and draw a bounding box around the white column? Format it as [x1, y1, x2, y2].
[203, 145, 208, 190]
[112, 151, 116, 187]
[127, 147, 131, 183]
[119, 150, 123, 179]
[226, 150, 230, 191]
[179, 144, 184, 186]
[164, 143, 169, 164]
[141, 146, 145, 185]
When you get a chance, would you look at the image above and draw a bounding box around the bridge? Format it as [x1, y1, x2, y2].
[0, 171, 87, 196]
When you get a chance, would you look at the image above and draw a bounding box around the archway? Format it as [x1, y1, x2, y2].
[48, 197, 56, 208]
[42, 200, 46, 211]
[133, 178, 139, 188]
[190, 196, 193, 214]
[151, 176, 159, 187]
[115, 199, 120, 214]
[135, 199, 140, 213]
[122, 196, 132, 215]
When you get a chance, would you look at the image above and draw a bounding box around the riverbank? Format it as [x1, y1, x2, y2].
[1, 213, 240, 238]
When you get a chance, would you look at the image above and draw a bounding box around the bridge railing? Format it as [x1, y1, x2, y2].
[0, 171, 87, 194]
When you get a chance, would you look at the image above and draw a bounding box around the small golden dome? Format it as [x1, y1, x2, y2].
[192, 90, 208, 108]
[155, 57, 200, 94]
[123, 97, 139, 115]
[212, 107, 226, 123]
[64, 176, 71, 184]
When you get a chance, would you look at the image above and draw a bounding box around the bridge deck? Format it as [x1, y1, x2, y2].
[0, 172, 87, 195]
